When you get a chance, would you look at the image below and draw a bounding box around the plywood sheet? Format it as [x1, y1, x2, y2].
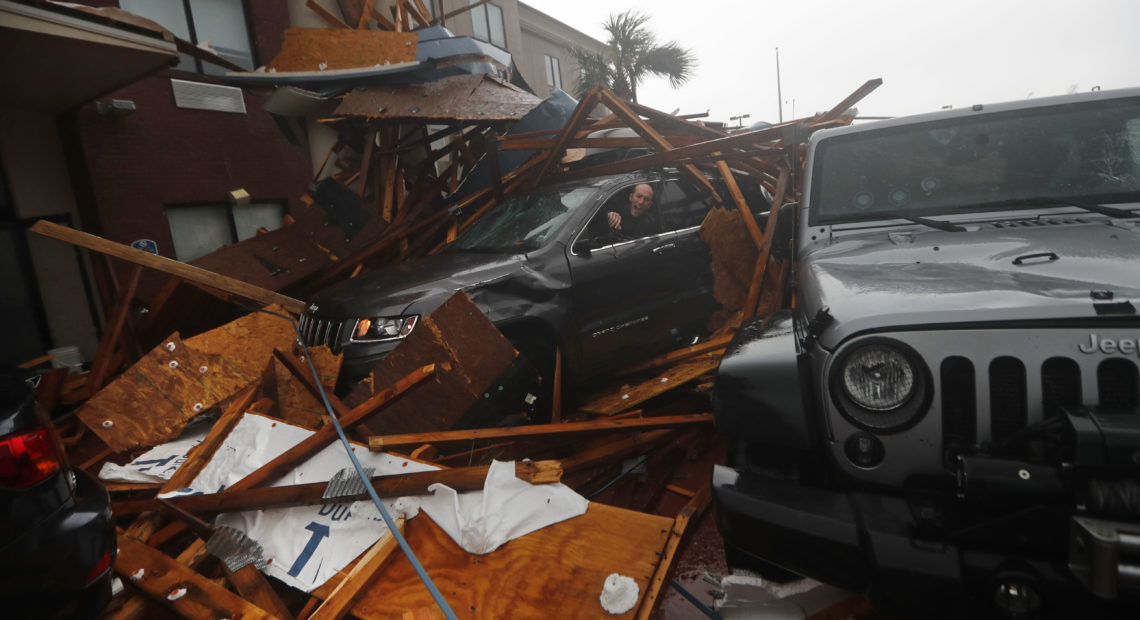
[77, 333, 241, 452]
[345, 291, 517, 435]
[268, 28, 418, 72]
[313, 502, 672, 619]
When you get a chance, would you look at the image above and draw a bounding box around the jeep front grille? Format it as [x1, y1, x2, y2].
[298, 313, 346, 353]
[940, 355, 1139, 451]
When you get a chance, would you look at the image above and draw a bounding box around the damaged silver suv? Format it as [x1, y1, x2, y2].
[713, 87, 1140, 618]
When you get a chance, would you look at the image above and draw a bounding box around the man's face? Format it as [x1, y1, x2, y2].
[629, 184, 653, 218]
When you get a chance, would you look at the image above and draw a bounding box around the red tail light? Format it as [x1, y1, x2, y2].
[0, 427, 62, 488]
[85, 548, 113, 585]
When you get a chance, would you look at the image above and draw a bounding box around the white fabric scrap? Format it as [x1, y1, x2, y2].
[157, 413, 437, 592]
[600, 573, 639, 614]
[418, 459, 589, 555]
[97, 422, 210, 483]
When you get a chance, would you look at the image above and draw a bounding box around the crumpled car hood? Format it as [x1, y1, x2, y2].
[308, 252, 528, 318]
[803, 219, 1140, 348]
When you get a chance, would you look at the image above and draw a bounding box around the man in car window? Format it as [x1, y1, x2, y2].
[606, 183, 658, 238]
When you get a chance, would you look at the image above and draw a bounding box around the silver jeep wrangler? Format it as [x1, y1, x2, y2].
[713, 87, 1140, 618]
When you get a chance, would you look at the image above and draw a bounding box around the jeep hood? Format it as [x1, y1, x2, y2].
[804, 220, 1140, 348]
[308, 251, 532, 318]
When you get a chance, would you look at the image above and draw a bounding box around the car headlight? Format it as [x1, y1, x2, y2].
[351, 315, 418, 343]
[832, 340, 928, 432]
[841, 344, 914, 410]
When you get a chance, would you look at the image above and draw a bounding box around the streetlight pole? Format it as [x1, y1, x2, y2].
[776, 47, 783, 123]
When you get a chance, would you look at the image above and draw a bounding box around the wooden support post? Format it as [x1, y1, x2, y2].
[356, 0, 375, 29]
[635, 484, 712, 619]
[87, 263, 141, 392]
[550, 346, 563, 424]
[358, 126, 377, 198]
[744, 166, 791, 317]
[30, 220, 305, 314]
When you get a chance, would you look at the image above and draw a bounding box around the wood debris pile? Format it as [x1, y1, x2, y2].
[18, 5, 888, 617]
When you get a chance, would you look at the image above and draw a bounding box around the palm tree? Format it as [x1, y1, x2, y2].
[569, 10, 695, 103]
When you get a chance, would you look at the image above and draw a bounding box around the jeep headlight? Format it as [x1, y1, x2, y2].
[833, 340, 928, 432]
[841, 344, 914, 410]
[351, 315, 418, 343]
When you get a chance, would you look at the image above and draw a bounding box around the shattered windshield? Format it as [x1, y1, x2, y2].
[450, 185, 597, 252]
[810, 96, 1140, 224]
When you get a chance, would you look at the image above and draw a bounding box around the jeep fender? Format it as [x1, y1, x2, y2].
[713, 310, 815, 453]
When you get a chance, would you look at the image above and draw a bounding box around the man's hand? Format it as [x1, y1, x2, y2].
[607, 211, 622, 230]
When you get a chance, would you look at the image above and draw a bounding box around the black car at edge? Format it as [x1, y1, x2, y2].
[0, 367, 117, 618]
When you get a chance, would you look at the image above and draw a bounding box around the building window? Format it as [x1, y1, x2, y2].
[544, 54, 562, 91]
[470, 0, 506, 49]
[119, 0, 255, 76]
[166, 201, 283, 261]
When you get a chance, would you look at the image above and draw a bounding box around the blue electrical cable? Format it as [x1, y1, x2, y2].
[258, 309, 458, 620]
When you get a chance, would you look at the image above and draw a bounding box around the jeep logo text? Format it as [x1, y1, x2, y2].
[1078, 334, 1139, 355]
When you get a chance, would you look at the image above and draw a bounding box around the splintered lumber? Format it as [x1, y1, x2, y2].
[29, 220, 305, 314]
[113, 460, 563, 517]
[578, 357, 721, 416]
[345, 291, 518, 435]
[368, 413, 714, 451]
[308, 518, 406, 620]
[635, 484, 713, 619]
[747, 167, 792, 318]
[114, 532, 279, 620]
[77, 333, 245, 452]
[221, 360, 435, 493]
[621, 335, 734, 376]
[310, 501, 672, 619]
[268, 28, 417, 71]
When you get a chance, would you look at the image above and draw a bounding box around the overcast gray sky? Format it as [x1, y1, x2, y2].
[523, 0, 1140, 125]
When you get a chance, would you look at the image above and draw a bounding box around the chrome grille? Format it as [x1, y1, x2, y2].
[298, 312, 346, 353]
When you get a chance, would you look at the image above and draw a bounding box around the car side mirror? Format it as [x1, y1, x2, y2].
[572, 239, 593, 256]
[771, 202, 798, 260]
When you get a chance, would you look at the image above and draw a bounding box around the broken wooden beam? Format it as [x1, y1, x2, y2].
[368, 413, 714, 451]
[113, 460, 563, 517]
[30, 220, 305, 314]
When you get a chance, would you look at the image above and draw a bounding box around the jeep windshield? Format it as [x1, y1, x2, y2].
[810, 96, 1140, 225]
[449, 185, 598, 253]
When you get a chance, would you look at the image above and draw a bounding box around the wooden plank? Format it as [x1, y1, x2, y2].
[550, 346, 563, 423]
[621, 335, 732, 375]
[635, 483, 712, 620]
[369, 413, 713, 450]
[400, 0, 431, 28]
[310, 502, 671, 619]
[358, 126, 377, 197]
[308, 518, 405, 620]
[29, 220, 305, 314]
[114, 532, 279, 620]
[578, 357, 720, 416]
[225, 563, 296, 620]
[220, 360, 435, 493]
[530, 87, 602, 188]
[106, 538, 209, 620]
[305, 0, 351, 29]
[114, 460, 562, 517]
[356, 0, 375, 29]
[268, 27, 418, 71]
[715, 159, 765, 250]
[597, 90, 721, 202]
[87, 264, 141, 392]
[745, 166, 791, 317]
[370, 7, 398, 30]
[816, 78, 884, 123]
